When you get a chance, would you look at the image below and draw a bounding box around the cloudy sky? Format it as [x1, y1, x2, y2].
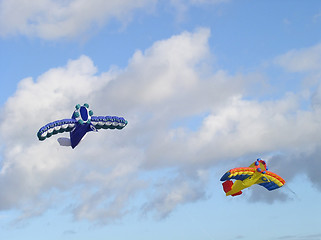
[1, 0, 321, 239]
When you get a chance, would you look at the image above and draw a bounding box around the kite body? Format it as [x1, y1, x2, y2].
[220, 159, 285, 197]
[69, 121, 95, 148]
[37, 104, 128, 148]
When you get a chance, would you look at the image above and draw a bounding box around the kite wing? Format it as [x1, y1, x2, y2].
[258, 171, 285, 191]
[220, 167, 256, 181]
[91, 116, 128, 130]
[37, 119, 76, 141]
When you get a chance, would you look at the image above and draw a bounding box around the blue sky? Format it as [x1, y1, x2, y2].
[1, 0, 321, 240]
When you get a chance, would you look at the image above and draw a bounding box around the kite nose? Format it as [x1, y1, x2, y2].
[80, 106, 89, 121]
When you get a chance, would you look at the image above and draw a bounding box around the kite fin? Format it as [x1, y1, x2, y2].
[231, 191, 242, 196]
[222, 180, 243, 196]
[57, 137, 71, 147]
[222, 180, 233, 193]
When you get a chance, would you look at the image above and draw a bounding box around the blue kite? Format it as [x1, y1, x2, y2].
[37, 103, 128, 148]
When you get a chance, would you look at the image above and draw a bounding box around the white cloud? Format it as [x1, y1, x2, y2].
[0, 0, 155, 39]
[143, 93, 321, 170]
[168, 0, 229, 21]
[1, 28, 321, 224]
[0, 28, 218, 223]
[274, 43, 321, 73]
[142, 175, 207, 219]
[0, 0, 229, 40]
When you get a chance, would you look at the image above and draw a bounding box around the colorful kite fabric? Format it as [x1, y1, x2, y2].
[37, 103, 128, 148]
[220, 159, 285, 196]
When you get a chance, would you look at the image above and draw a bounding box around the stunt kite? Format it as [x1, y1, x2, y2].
[220, 159, 285, 196]
[37, 103, 128, 148]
